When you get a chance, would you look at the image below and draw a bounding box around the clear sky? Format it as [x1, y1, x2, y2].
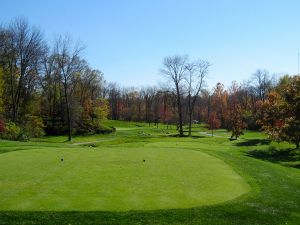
[1, 0, 300, 88]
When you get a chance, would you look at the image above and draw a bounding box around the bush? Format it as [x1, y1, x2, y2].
[75, 119, 114, 135]
[1, 122, 21, 140]
[0, 116, 45, 141]
[94, 124, 114, 134]
[0, 117, 5, 134]
[24, 115, 45, 138]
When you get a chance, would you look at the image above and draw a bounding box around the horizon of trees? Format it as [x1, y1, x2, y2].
[0, 18, 299, 148]
[0, 18, 109, 141]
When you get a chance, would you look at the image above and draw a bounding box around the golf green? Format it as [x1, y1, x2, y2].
[0, 146, 249, 211]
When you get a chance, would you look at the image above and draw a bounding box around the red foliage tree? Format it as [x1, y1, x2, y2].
[0, 118, 5, 134]
[208, 111, 221, 137]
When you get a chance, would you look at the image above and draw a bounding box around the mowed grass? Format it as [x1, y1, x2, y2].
[0, 120, 299, 225]
[0, 147, 248, 211]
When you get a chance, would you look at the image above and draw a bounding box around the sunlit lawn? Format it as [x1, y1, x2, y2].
[0, 120, 299, 225]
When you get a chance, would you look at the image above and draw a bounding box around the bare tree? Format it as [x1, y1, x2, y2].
[54, 35, 84, 141]
[107, 82, 120, 120]
[79, 66, 104, 105]
[40, 47, 59, 131]
[252, 69, 272, 102]
[160, 55, 188, 136]
[142, 87, 156, 126]
[186, 60, 210, 136]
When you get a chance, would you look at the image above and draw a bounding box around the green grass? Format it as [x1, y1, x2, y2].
[0, 147, 248, 211]
[0, 120, 299, 224]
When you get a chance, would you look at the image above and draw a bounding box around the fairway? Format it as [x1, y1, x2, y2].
[0, 146, 249, 211]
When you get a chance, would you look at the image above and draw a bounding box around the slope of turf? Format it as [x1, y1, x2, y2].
[0, 146, 248, 211]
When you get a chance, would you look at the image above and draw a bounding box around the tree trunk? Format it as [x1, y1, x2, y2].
[188, 111, 192, 136]
[51, 83, 57, 131]
[9, 62, 17, 122]
[187, 92, 192, 136]
[176, 85, 183, 136]
[64, 81, 72, 141]
[178, 100, 183, 135]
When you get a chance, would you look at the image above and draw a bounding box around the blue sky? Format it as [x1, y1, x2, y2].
[1, 0, 300, 88]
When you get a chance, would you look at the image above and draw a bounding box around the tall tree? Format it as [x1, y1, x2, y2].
[226, 81, 246, 139]
[281, 76, 300, 148]
[1, 18, 45, 121]
[186, 60, 210, 136]
[143, 87, 156, 126]
[256, 91, 284, 141]
[107, 82, 120, 120]
[54, 35, 84, 141]
[208, 111, 221, 137]
[0, 67, 4, 114]
[211, 82, 228, 127]
[40, 48, 61, 133]
[259, 76, 300, 148]
[160, 55, 188, 136]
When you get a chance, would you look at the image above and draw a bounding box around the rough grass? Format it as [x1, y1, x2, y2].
[0, 120, 299, 225]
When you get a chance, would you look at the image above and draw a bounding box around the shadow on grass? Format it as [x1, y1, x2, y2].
[235, 139, 271, 146]
[168, 134, 205, 139]
[246, 147, 300, 169]
[0, 204, 290, 225]
[191, 135, 206, 139]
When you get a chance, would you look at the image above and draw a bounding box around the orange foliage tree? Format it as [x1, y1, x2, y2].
[226, 82, 246, 140]
[258, 76, 300, 148]
[208, 111, 221, 137]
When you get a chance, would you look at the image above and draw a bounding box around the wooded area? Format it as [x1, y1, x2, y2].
[0, 18, 299, 147]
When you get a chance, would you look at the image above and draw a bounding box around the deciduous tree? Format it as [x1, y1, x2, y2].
[160, 55, 188, 136]
[226, 82, 246, 139]
[54, 35, 84, 141]
[186, 60, 210, 136]
[259, 76, 300, 148]
[208, 111, 221, 137]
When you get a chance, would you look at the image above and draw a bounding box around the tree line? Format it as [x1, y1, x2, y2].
[104, 58, 300, 148]
[0, 18, 109, 141]
[0, 18, 299, 147]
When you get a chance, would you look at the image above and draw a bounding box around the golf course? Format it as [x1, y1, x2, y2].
[0, 120, 299, 225]
[2, 1, 300, 224]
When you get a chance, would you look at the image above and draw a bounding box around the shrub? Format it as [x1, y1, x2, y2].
[24, 115, 45, 138]
[75, 119, 113, 135]
[0, 117, 5, 134]
[1, 122, 21, 140]
[94, 124, 114, 134]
